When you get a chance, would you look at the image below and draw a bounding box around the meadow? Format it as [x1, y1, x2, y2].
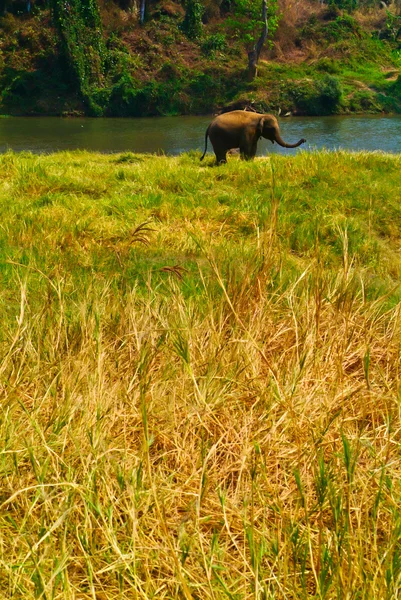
[1, 149, 401, 599]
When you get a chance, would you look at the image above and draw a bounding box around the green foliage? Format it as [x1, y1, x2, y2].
[385, 10, 401, 42]
[105, 57, 245, 116]
[0, 0, 401, 117]
[315, 57, 340, 75]
[301, 13, 361, 46]
[348, 89, 381, 112]
[225, 0, 279, 49]
[318, 74, 343, 111]
[289, 74, 343, 115]
[0, 66, 68, 114]
[390, 74, 401, 99]
[201, 33, 227, 56]
[182, 0, 204, 40]
[328, 0, 383, 10]
[49, 0, 108, 115]
[328, 0, 358, 11]
[322, 14, 361, 42]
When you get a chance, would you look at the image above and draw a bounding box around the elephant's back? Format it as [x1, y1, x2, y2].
[209, 111, 255, 139]
[212, 110, 254, 127]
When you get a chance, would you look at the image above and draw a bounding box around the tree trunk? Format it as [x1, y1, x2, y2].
[140, 0, 145, 23]
[247, 0, 268, 81]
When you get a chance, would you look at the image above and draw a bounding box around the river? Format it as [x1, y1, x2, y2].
[0, 114, 400, 155]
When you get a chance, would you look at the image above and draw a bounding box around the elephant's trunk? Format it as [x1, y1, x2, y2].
[274, 133, 306, 149]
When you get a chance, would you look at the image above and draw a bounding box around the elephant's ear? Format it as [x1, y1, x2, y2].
[257, 117, 264, 138]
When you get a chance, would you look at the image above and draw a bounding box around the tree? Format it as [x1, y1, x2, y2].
[50, 0, 108, 114]
[247, 0, 268, 80]
[224, 0, 278, 81]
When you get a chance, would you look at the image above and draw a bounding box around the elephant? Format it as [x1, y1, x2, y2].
[200, 110, 306, 165]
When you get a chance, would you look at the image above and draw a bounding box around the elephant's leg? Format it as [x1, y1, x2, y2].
[214, 149, 227, 165]
[240, 144, 257, 161]
[239, 147, 250, 160]
[216, 154, 227, 165]
[249, 139, 258, 158]
[210, 139, 227, 165]
[246, 136, 259, 159]
[240, 132, 258, 161]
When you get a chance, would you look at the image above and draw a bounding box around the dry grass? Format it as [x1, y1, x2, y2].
[1, 150, 401, 599]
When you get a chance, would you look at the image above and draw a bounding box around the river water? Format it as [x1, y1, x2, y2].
[0, 114, 401, 155]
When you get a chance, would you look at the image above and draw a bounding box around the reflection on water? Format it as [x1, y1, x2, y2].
[0, 114, 400, 155]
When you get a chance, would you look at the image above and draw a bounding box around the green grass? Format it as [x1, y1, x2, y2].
[1, 149, 401, 599]
[254, 54, 401, 115]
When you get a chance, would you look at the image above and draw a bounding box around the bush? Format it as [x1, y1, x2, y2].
[0, 67, 68, 114]
[289, 75, 343, 115]
[328, 0, 357, 11]
[201, 33, 227, 55]
[107, 71, 140, 116]
[182, 0, 204, 40]
[348, 90, 379, 112]
[384, 11, 401, 42]
[316, 57, 340, 75]
[322, 15, 360, 42]
[375, 92, 401, 113]
[390, 75, 401, 99]
[50, 0, 108, 114]
[318, 74, 343, 112]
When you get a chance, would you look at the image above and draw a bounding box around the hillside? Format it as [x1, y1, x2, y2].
[0, 1, 401, 115]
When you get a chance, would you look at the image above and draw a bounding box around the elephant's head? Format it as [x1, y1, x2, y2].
[258, 115, 306, 149]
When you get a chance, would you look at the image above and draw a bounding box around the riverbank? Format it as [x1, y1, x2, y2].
[1, 150, 401, 599]
[0, 3, 400, 117]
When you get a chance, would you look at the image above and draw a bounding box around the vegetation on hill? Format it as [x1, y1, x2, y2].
[0, 0, 401, 116]
[1, 149, 401, 598]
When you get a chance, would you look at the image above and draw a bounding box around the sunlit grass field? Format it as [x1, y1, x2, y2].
[1, 149, 401, 599]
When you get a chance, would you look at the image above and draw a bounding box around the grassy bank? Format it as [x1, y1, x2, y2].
[1, 149, 401, 599]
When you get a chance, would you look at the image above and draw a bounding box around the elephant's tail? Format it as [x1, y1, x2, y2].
[200, 125, 210, 161]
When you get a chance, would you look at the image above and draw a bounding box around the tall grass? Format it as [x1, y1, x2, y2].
[1, 149, 401, 599]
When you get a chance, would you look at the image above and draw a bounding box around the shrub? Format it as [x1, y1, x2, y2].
[289, 75, 342, 115]
[322, 15, 361, 42]
[385, 11, 401, 42]
[348, 89, 379, 112]
[182, 0, 204, 40]
[0, 67, 68, 114]
[158, 61, 182, 81]
[316, 57, 340, 75]
[318, 74, 343, 112]
[50, 0, 108, 114]
[107, 71, 139, 116]
[375, 92, 401, 113]
[201, 33, 227, 55]
[328, 0, 358, 11]
[389, 75, 401, 106]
